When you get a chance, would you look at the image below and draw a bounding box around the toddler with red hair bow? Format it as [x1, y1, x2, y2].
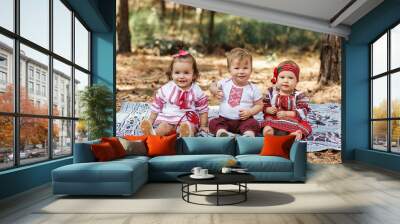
[140, 50, 209, 137]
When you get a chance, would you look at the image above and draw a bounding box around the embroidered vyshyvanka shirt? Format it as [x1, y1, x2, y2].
[217, 78, 262, 120]
[150, 81, 208, 125]
[262, 87, 312, 138]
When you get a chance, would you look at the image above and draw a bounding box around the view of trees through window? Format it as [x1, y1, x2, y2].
[371, 23, 400, 153]
[0, 0, 91, 170]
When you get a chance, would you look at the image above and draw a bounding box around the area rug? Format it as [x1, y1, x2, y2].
[37, 183, 361, 214]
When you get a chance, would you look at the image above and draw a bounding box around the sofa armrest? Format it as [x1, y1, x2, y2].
[73, 140, 100, 163]
[289, 141, 307, 182]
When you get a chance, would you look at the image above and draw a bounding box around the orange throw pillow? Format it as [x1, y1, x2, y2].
[146, 134, 177, 157]
[260, 134, 296, 159]
[124, 135, 148, 141]
[101, 137, 127, 158]
[91, 142, 117, 161]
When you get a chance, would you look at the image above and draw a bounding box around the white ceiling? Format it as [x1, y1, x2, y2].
[226, 0, 352, 22]
[171, 0, 384, 38]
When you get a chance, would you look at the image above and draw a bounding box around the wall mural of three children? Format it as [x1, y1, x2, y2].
[140, 48, 312, 140]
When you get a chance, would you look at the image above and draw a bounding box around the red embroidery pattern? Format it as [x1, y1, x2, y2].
[228, 86, 243, 107]
[177, 90, 189, 109]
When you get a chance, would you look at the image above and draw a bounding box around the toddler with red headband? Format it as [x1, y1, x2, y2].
[262, 60, 312, 140]
[140, 50, 209, 137]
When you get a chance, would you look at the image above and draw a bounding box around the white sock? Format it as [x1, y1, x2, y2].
[216, 129, 228, 137]
[243, 131, 255, 137]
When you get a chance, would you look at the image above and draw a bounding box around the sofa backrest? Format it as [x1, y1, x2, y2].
[74, 137, 265, 162]
[177, 137, 236, 155]
[235, 137, 264, 155]
[73, 139, 101, 163]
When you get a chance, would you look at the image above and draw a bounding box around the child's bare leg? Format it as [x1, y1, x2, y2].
[178, 121, 195, 137]
[243, 130, 255, 137]
[140, 119, 156, 135]
[262, 126, 274, 136]
[290, 130, 303, 140]
[155, 122, 175, 136]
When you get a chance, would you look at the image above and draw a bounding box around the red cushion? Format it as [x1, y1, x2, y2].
[260, 135, 296, 159]
[146, 134, 177, 157]
[91, 142, 117, 161]
[101, 137, 127, 158]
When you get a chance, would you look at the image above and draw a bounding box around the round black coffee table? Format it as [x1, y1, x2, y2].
[177, 173, 255, 206]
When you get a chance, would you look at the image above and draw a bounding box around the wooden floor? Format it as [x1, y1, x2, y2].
[1, 162, 400, 224]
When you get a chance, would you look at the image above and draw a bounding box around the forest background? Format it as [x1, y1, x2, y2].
[115, 0, 344, 163]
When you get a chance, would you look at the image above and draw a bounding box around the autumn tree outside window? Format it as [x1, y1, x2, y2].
[0, 0, 91, 170]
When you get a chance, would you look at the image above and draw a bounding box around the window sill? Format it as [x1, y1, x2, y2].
[0, 156, 72, 175]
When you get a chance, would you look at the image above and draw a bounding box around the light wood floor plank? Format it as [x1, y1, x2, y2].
[1, 163, 400, 224]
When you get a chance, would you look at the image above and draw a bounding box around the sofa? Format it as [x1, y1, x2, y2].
[52, 137, 307, 196]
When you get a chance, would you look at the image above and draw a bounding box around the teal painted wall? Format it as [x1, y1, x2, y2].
[0, 0, 116, 200]
[342, 44, 369, 160]
[66, 0, 110, 32]
[0, 158, 72, 199]
[344, 0, 400, 171]
[91, 0, 116, 135]
[355, 149, 400, 172]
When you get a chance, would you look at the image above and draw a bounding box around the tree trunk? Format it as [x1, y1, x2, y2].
[178, 5, 186, 32]
[197, 8, 204, 34]
[159, 0, 166, 20]
[117, 0, 131, 53]
[207, 11, 215, 54]
[170, 3, 177, 29]
[196, 8, 203, 24]
[318, 34, 341, 85]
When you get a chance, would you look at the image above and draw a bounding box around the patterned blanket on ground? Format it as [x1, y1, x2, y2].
[116, 102, 341, 152]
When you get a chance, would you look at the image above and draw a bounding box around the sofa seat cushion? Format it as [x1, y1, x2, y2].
[149, 154, 235, 172]
[52, 159, 147, 183]
[236, 155, 293, 172]
[116, 155, 150, 163]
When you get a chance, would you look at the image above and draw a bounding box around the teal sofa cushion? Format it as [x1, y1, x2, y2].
[178, 137, 236, 155]
[53, 159, 147, 183]
[116, 155, 150, 163]
[52, 157, 148, 195]
[149, 154, 235, 172]
[236, 137, 264, 155]
[236, 155, 293, 172]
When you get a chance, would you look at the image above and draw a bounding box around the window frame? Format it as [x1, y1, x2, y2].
[370, 20, 400, 154]
[0, 0, 92, 171]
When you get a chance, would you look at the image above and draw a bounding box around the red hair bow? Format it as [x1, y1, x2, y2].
[271, 67, 279, 84]
[173, 49, 190, 58]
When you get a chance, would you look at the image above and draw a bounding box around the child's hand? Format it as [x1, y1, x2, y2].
[239, 109, 252, 120]
[265, 106, 277, 115]
[276, 111, 296, 118]
[215, 90, 224, 100]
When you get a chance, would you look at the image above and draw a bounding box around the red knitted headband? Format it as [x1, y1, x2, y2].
[271, 63, 300, 84]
